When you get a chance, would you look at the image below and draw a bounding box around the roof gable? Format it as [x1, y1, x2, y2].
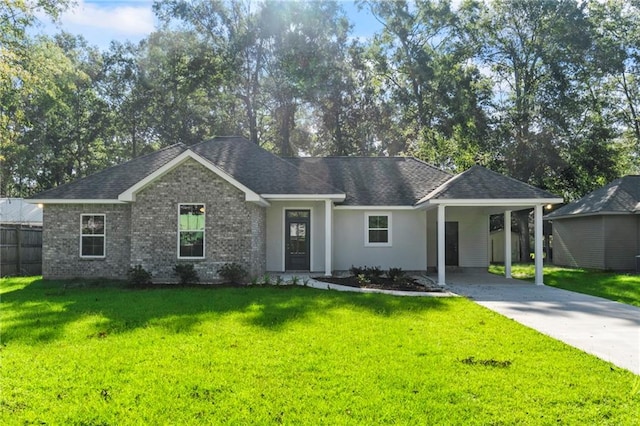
[118, 150, 267, 206]
[546, 175, 640, 219]
[422, 165, 560, 203]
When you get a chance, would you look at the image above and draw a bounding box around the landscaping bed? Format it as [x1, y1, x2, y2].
[315, 275, 444, 292]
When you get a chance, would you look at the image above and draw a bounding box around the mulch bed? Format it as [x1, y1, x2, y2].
[314, 276, 443, 293]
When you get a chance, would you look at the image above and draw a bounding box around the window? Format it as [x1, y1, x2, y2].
[365, 212, 391, 246]
[178, 204, 205, 258]
[80, 214, 105, 257]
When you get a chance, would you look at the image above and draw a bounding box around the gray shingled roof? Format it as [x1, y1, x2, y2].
[286, 157, 452, 205]
[427, 165, 559, 200]
[29, 137, 343, 201]
[28, 136, 561, 206]
[190, 137, 344, 195]
[29, 144, 188, 200]
[546, 175, 640, 219]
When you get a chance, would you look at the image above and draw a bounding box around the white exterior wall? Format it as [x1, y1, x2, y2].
[426, 207, 490, 268]
[265, 201, 325, 272]
[333, 209, 427, 271]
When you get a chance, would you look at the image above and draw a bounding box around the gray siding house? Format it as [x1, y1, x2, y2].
[29, 137, 561, 285]
[546, 176, 640, 272]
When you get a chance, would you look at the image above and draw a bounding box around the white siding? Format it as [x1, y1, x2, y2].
[265, 201, 325, 272]
[333, 209, 427, 271]
[447, 207, 489, 267]
[552, 216, 605, 269]
[426, 207, 490, 268]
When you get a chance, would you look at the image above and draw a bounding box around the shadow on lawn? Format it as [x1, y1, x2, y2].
[0, 279, 452, 344]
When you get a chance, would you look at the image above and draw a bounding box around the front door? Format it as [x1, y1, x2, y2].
[285, 210, 310, 270]
[445, 221, 459, 266]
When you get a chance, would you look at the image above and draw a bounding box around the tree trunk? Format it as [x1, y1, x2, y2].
[516, 210, 532, 263]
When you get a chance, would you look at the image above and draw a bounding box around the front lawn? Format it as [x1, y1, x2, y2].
[489, 264, 640, 307]
[1, 277, 638, 424]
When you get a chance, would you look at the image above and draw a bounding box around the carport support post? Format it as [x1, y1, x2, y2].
[504, 210, 512, 279]
[324, 199, 332, 277]
[437, 204, 446, 286]
[534, 204, 544, 285]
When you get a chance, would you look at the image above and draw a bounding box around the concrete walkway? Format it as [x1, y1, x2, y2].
[446, 272, 640, 375]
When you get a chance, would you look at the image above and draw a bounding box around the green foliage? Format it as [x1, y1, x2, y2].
[355, 274, 371, 285]
[489, 264, 640, 307]
[387, 267, 406, 283]
[216, 262, 247, 284]
[2, 0, 639, 198]
[1, 276, 638, 424]
[127, 265, 152, 287]
[173, 263, 199, 285]
[350, 265, 383, 280]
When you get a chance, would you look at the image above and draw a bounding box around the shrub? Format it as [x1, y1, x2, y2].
[349, 265, 365, 277]
[261, 274, 272, 285]
[173, 263, 199, 285]
[217, 262, 248, 284]
[387, 267, 406, 283]
[365, 266, 383, 279]
[127, 265, 152, 286]
[356, 274, 371, 285]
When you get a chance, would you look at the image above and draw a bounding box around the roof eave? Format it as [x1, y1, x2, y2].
[261, 194, 346, 202]
[416, 198, 564, 209]
[26, 199, 127, 205]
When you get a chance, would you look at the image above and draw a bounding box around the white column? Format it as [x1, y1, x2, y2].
[324, 199, 332, 277]
[437, 204, 446, 286]
[534, 204, 544, 285]
[504, 210, 512, 279]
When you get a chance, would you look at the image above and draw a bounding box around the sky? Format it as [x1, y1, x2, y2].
[33, 0, 383, 50]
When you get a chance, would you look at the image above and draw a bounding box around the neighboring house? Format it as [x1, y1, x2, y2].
[546, 176, 640, 272]
[0, 198, 43, 226]
[27, 136, 562, 285]
[489, 230, 520, 264]
[0, 198, 43, 276]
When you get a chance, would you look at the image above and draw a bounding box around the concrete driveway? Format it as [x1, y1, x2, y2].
[446, 273, 640, 375]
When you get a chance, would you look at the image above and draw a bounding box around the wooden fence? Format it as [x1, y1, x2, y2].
[1, 225, 42, 277]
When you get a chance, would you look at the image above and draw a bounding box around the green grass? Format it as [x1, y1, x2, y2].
[1, 277, 639, 425]
[489, 264, 640, 307]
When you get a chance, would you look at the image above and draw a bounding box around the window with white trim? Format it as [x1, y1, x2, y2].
[365, 212, 391, 246]
[178, 204, 205, 258]
[80, 214, 105, 257]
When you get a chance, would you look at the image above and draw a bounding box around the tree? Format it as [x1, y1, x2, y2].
[363, 0, 490, 167]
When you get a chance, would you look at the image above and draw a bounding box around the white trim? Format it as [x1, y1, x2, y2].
[177, 203, 206, 260]
[263, 194, 345, 202]
[282, 207, 314, 272]
[334, 205, 414, 210]
[534, 205, 544, 285]
[29, 199, 126, 204]
[118, 150, 269, 206]
[364, 211, 392, 247]
[504, 210, 512, 279]
[437, 205, 446, 286]
[419, 198, 564, 207]
[80, 213, 106, 259]
[324, 200, 332, 276]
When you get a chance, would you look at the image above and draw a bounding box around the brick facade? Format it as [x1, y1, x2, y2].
[43, 159, 267, 282]
[43, 204, 131, 279]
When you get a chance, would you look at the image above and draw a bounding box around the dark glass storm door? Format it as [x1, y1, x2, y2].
[285, 210, 311, 270]
[445, 221, 459, 266]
